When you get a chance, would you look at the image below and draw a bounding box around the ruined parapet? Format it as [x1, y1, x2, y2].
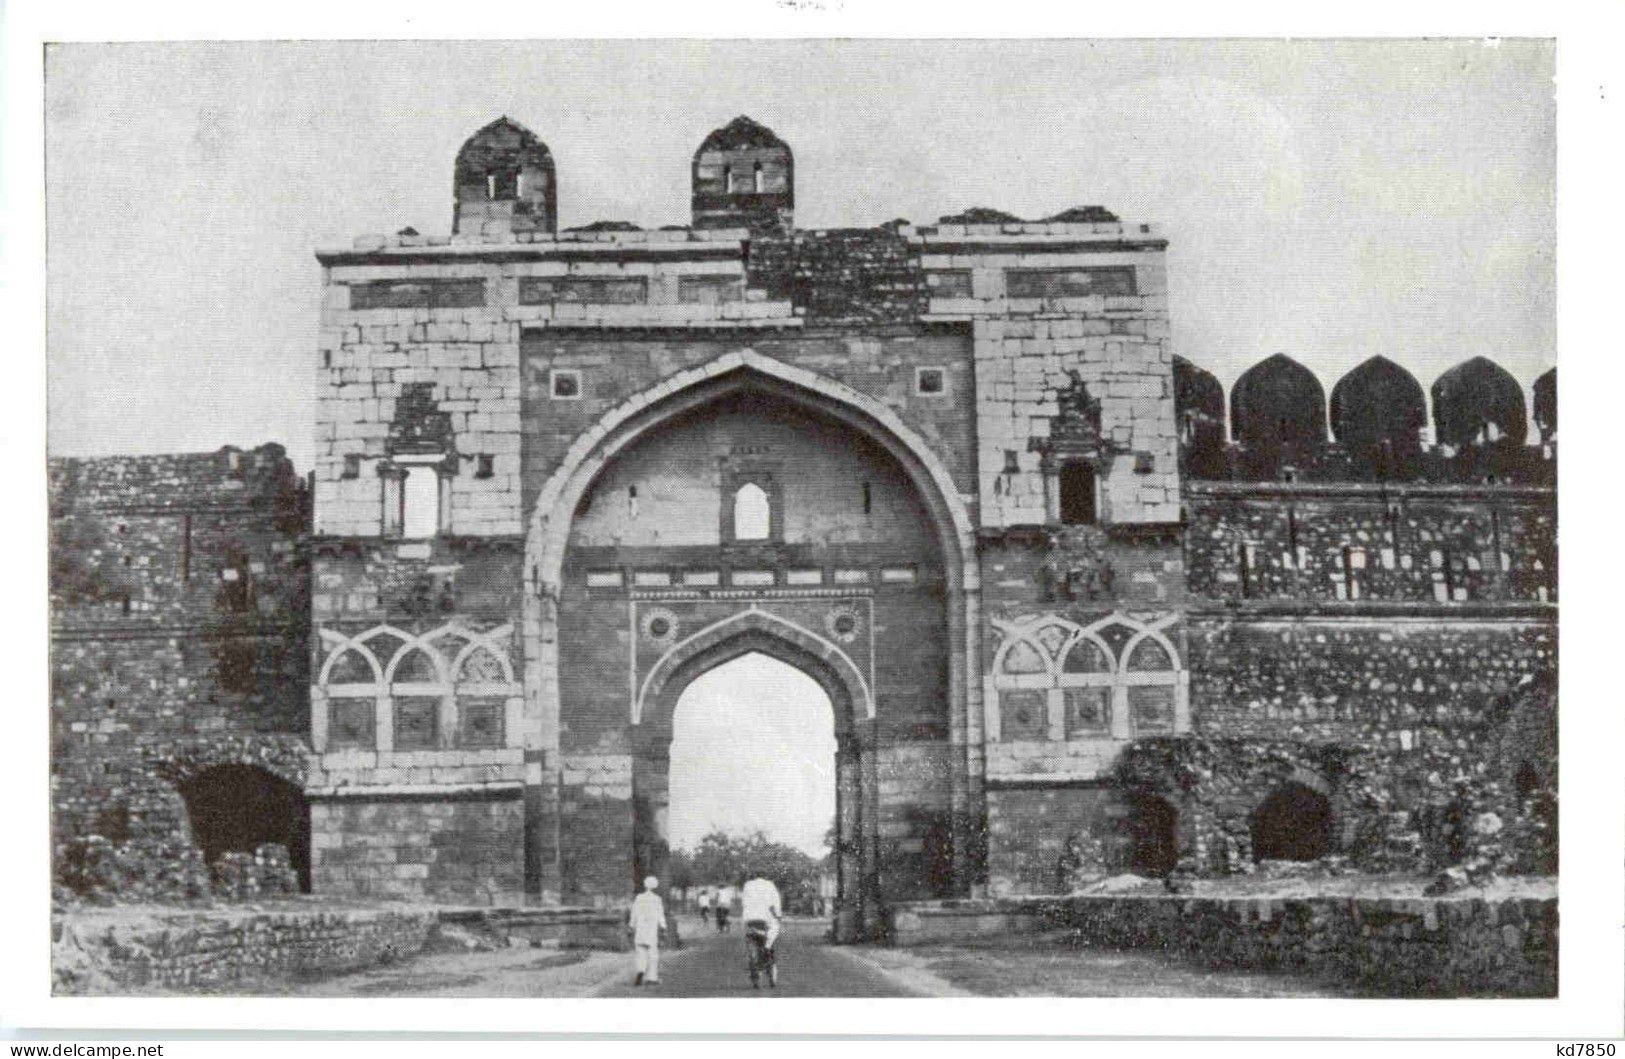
[691, 115, 793, 232]
[453, 116, 557, 239]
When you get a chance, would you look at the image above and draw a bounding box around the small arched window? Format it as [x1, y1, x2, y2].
[1059, 461, 1097, 525]
[401, 466, 441, 539]
[733, 482, 770, 540]
[753, 162, 764, 193]
[723, 165, 734, 193]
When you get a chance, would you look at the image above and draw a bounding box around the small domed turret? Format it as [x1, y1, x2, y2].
[453, 117, 556, 238]
[690, 116, 792, 232]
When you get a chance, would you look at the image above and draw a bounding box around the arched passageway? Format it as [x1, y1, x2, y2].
[538, 355, 970, 934]
[667, 651, 838, 861]
[1251, 783, 1333, 862]
[178, 764, 311, 890]
[635, 621, 877, 940]
[1122, 791, 1179, 876]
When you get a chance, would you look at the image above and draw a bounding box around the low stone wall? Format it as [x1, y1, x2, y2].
[54, 902, 635, 994]
[439, 906, 630, 951]
[892, 892, 1556, 997]
[54, 906, 437, 994]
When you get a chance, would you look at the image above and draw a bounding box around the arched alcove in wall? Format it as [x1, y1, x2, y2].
[1251, 782, 1333, 862]
[177, 763, 311, 891]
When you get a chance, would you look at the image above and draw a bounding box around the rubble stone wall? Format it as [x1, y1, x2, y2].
[54, 907, 437, 994]
[49, 447, 312, 902]
[1186, 617, 1553, 746]
[1184, 483, 1556, 604]
[891, 892, 1557, 997]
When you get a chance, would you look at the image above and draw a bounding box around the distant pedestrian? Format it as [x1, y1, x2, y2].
[627, 875, 665, 986]
[714, 883, 735, 932]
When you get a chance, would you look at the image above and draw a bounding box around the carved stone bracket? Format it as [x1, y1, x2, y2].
[1032, 371, 1130, 475]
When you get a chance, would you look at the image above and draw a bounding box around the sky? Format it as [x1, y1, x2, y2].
[44, 39, 1555, 470]
[666, 652, 837, 856]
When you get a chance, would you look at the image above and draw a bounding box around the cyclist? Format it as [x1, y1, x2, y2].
[739, 873, 782, 989]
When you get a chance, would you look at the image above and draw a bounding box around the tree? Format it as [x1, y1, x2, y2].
[676, 829, 825, 912]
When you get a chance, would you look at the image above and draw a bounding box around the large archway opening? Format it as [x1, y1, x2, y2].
[633, 622, 874, 940]
[666, 652, 838, 915]
[178, 764, 311, 892]
[1251, 783, 1334, 862]
[536, 354, 975, 925]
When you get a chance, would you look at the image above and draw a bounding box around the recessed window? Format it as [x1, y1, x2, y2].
[393, 699, 439, 750]
[786, 569, 823, 586]
[1059, 461, 1097, 525]
[731, 570, 775, 587]
[753, 162, 764, 193]
[733, 482, 771, 540]
[880, 566, 917, 584]
[401, 466, 440, 539]
[834, 568, 870, 585]
[327, 699, 375, 749]
[460, 701, 505, 748]
[341, 454, 361, 480]
[551, 370, 582, 400]
[916, 367, 947, 396]
[586, 570, 624, 588]
[633, 570, 673, 588]
[475, 454, 495, 479]
[682, 570, 721, 587]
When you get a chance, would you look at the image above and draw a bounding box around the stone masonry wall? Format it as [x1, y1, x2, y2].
[54, 906, 437, 994]
[1185, 483, 1556, 605]
[914, 222, 1178, 527]
[1187, 618, 1553, 748]
[892, 892, 1557, 997]
[50, 447, 312, 903]
[309, 793, 525, 904]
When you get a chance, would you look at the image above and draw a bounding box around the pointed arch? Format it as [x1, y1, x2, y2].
[1231, 354, 1327, 447]
[316, 629, 384, 686]
[732, 481, 771, 540]
[1331, 355, 1426, 476]
[385, 645, 446, 686]
[524, 348, 978, 744]
[319, 644, 381, 686]
[635, 607, 874, 727]
[1431, 356, 1528, 448]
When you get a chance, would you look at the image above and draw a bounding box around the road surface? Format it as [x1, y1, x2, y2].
[593, 918, 917, 997]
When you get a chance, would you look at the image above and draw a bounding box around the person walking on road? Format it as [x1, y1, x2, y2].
[740, 874, 783, 989]
[714, 883, 735, 932]
[628, 875, 666, 986]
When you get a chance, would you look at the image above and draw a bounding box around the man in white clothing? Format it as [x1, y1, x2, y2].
[739, 875, 782, 949]
[627, 875, 665, 986]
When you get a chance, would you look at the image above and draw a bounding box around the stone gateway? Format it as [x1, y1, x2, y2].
[51, 115, 1556, 939]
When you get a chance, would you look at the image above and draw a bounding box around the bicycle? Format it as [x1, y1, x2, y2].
[744, 919, 777, 989]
